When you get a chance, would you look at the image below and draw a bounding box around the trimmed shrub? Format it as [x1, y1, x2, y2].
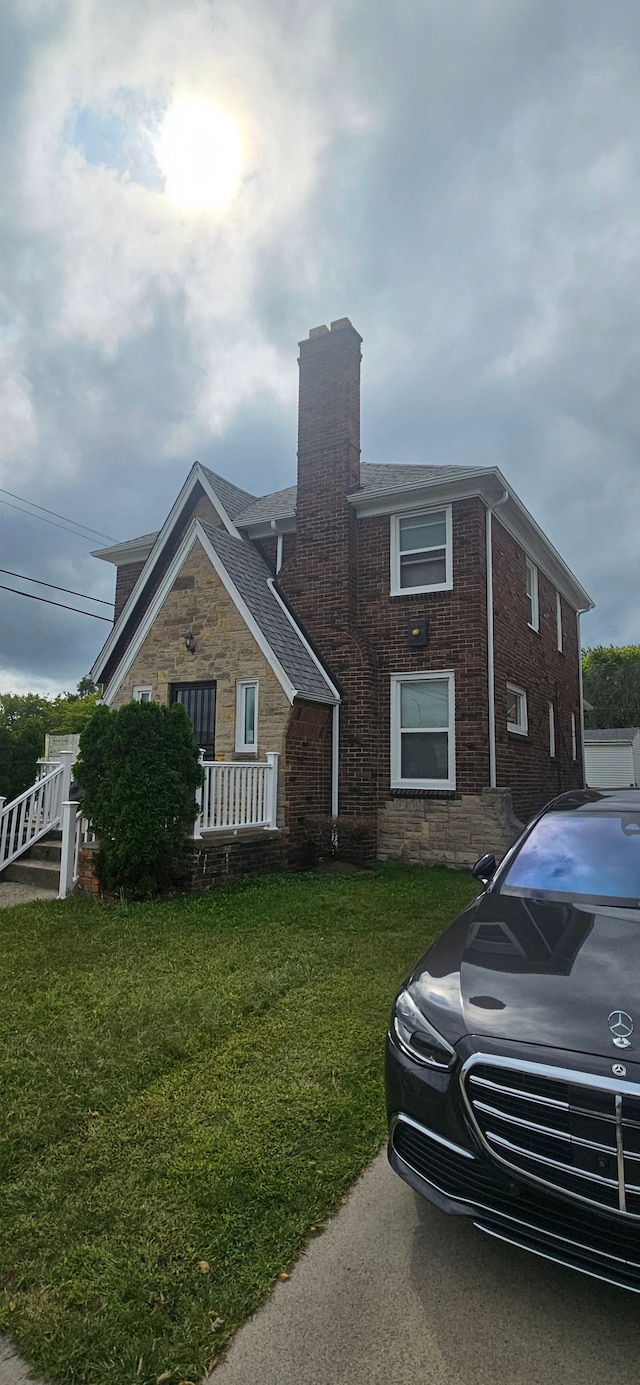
[74, 701, 204, 897]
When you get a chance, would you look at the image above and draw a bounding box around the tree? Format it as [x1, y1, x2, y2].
[74, 700, 203, 897]
[582, 646, 640, 729]
[0, 679, 101, 800]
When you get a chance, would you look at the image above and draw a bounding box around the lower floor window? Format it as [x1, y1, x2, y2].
[236, 679, 258, 752]
[506, 683, 528, 735]
[133, 685, 152, 703]
[391, 671, 456, 790]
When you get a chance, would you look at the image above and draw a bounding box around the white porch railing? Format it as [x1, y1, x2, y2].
[195, 752, 279, 836]
[0, 751, 74, 874]
[59, 807, 97, 900]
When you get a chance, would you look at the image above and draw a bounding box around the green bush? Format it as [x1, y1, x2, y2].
[74, 701, 204, 897]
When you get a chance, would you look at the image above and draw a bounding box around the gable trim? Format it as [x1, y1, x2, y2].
[101, 519, 305, 708]
[92, 463, 244, 684]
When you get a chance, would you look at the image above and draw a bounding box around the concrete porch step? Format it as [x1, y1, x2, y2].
[27, 840, 62, 864]
[2, 858, 60, 890]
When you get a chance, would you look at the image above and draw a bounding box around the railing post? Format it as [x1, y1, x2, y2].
[193, 749, 205, 839]
[59, 801, 76, 899]
[0, 797, 4, 815]
[57, 751, 74, 806]
[265, 752, 279, 829]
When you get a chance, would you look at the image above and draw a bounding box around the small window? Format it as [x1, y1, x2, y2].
[391, 672, 456, 789]
[556, 590, 563, 652]
[525, 559, 539, 631]
[506, 683, 528, 736]
[235, 680, 258, 753]
[549, 702, 556, 758]
[391, 506, 452, 596]
[133, 685, 152, 703]
[571, 712, 577, 761]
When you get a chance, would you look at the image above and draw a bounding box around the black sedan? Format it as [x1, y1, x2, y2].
[386, 788, 640, 1292]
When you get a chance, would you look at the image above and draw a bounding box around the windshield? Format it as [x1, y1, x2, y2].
[500, 811, 640, 907]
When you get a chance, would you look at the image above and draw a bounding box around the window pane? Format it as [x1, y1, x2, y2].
[399, 513, 446, 553]
[243, 685, 256, 745]
[502, 813, 640, 905]
[401, 679, 449, 729]
[401, 731, 449, 780]
[507, 689, 520, 724]
[400, 551, 446, 588]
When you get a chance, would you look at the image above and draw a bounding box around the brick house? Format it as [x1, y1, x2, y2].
[90, 317, 594, 881]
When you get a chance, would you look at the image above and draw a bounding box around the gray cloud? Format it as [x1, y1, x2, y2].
[1, 0, 639, 691]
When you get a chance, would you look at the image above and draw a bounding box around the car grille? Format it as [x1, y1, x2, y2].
[391, 1115, 640, 1292]
[463, 1057, 640, 1219]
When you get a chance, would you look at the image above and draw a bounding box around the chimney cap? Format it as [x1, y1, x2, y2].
[308, 324, 330, 339]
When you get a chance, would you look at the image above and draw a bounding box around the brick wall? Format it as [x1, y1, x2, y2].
[190, 830, 285, 890]
[114, 561, 145, 619]
[492, 518, 583, 821]
[284, 701, 333, 868]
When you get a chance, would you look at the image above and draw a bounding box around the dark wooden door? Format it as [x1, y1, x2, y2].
[170, 682, 216, 759]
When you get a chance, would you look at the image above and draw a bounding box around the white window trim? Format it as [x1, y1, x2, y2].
[390, 670, 456, 790]
[549, 702, 556, 758]
[571, 711, 577, 761]
[526, 558, 539, 631]
[390, 504, 453, 597]
[133, 685, 152, 702]
[506, 683, 528, 736]
[235, 679, 259, 753]
[556, 590, 563, 652]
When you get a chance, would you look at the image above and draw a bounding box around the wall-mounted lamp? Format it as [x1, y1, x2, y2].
[184, 631, 196, 654]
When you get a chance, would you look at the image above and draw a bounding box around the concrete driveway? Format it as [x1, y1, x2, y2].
[214, 1148, 640, 1385]
[4, 1149, 640, 1384]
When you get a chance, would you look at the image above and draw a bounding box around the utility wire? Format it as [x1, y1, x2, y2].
[0, 491, 117, 545]
[0, 581, 112, 622]
[0, 568, 114, 607]
[0, 486, 116, 542]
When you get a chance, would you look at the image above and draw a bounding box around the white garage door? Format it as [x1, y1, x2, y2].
[584, 743, 636, 788]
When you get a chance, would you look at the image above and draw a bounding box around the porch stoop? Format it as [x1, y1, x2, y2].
[2, 830, 62, 891]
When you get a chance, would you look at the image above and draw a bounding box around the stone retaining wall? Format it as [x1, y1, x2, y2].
[377, 788, 523, 871]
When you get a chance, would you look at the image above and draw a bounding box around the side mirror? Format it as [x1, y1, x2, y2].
[472, 852, 497, 885]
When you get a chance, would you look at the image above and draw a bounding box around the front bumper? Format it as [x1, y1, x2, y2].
[386, 1035, 640, 1293]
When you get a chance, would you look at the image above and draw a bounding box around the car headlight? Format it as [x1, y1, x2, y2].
[391, 987, 456, 1070]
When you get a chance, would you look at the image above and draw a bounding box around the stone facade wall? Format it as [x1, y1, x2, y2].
[378, 789, 523, 871]
[110, 537, 291, 826]
[103, 486, 223, 689]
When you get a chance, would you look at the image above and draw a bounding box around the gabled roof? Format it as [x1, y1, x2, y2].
[199, 524, 338, 703]
[198, 466, 256, 520]
[98, 517, 339, 707]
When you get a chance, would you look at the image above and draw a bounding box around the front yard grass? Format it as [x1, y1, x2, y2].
[0, 865, 476, 1385]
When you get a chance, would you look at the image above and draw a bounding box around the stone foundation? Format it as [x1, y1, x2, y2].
[377, 789, 523, 871]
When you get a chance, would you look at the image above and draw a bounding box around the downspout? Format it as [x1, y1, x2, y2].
[577, 609, 589, 787]
[331, 703, 340, 820]
[486, 491, 509, 788]
[270, 520, 284, 573]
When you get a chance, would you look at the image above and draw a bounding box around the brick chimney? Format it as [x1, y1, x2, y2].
[287, 317, 362, 638]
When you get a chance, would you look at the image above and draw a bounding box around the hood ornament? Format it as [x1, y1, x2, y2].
[609, 1011, 634, 1049]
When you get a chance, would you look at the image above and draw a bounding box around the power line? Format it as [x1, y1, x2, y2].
[0, 568, 114, 607]
[0, 486, 117, 543]
[0, 581, 112, 622]
[0, 493, 118, 545]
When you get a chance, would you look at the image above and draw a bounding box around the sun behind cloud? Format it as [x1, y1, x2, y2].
[155, 96, 243, 213]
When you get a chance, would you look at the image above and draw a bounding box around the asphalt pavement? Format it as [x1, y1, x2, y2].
[4, 1149, 640, 1384]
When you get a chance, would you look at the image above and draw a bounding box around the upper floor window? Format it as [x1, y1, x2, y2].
[556, 590, 563, 652]
[235, 680, 258, 753]
[391, 506, 452, 596]
[549, 702, 556, 758]
[390, 671, 456, 789]
[133, 685, 152, 702]
[525, 559, 539, 631]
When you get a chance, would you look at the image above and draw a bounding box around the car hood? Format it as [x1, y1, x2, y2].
[410, 892, 640, 1061]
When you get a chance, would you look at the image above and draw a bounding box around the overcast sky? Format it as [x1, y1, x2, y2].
[1, 0, 638, 695]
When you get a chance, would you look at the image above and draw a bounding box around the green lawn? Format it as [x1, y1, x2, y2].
[0, 866, 476, 1385]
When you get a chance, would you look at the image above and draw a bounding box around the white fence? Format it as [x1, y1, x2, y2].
[195, 753, 279, 836]
[0, 751, 74, 875]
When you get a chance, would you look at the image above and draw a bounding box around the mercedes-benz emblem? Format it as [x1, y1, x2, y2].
[613, 1063, 627, 1077]
[609, 1010, 634, 1049]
